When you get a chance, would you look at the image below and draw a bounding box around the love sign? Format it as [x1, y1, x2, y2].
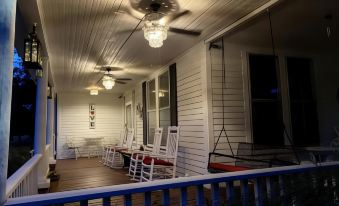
[89, 104, 95, 129]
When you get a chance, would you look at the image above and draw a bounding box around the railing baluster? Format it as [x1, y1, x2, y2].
[144, 191, 151, 206]
[332, 172, 338, 203]
[124, 194, 132, 206]
[80, 200, 88, 206]
[226, 181, 234, 205]
[211, 183, 220, 206]
[180, 186, 187, 206]
[196, 185, 204, 206]
[103, 197, 110, 206]
[241, 179, 249, 206]
[254, 178, 263, 206]
[162, 189, 170, 206]
[5, 162, 339, 206]
[279, 175, 287, 206]
[266, 176, 276, 205]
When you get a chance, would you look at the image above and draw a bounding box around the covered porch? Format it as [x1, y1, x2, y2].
[1, 0, 339, 205]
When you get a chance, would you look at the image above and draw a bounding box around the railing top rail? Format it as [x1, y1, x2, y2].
[6, 154, 42, 197]
[6, 161, 339, 206]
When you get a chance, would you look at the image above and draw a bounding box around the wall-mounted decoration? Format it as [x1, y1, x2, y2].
[136, 103, 143, 120]
[89, 104, 95, 129]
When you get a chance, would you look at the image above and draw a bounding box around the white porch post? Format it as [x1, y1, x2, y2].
[34, 58, 50, 188]
[46, 95, 55, 162]
[0, 0, 17, 204]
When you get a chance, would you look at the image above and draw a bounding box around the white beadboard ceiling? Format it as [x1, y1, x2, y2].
[18, 0, 271, 93]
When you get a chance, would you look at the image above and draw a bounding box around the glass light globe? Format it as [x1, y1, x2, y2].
[90, 89, 99, 95]
[102, 75, 115, 90]
[143, 20, 169, 48]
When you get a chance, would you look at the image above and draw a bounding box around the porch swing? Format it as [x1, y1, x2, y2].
[207, 11, 300, 173]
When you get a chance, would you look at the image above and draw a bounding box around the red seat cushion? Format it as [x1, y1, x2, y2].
[208, 163, 251, 172]
[143, 156, 173, 166]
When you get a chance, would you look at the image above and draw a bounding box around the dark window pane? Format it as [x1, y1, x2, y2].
[290, 102, 319, 146]
[287, 57, 319, 146]
[147, 79, 156, 110]
[249, 54, 279, 100]
[159, 108, 170, 145]
[159, 71, 170, 108]
[252, 101, 284, 146]
[287, 58, 313, 100]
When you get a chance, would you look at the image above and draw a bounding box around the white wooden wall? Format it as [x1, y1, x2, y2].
[176, 43, 209, 176]
[127, 42, 210, 176]
[57, 92, 123, 159]
[209, 43, 247, 161]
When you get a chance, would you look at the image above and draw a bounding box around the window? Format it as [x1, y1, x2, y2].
[287, 57, 319, 146]
[159, 71, 170, 145]
[249, 54, 284, 146]
[147, 79, 156, 144]
[125, 103, 132, 129]
[145, 65, 177, 146]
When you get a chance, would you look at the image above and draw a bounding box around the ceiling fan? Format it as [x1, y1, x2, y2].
[96, 67, 132, 90]
[121, 0, 201, 48]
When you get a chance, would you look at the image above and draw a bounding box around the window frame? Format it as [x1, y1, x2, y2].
[145, 69, 171, 146]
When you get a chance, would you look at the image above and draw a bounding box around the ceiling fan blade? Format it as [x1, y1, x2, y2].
[97, 66, 124, 72]
[164, 10, 191, 23]
[115, 80, 127, 84]
[115, 7, 142, 21]
[115, 28, 142, 36]
[168, 27, 201, 36]
[116, 78, 132, 81]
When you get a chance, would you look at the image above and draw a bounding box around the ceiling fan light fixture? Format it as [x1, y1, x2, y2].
[90, 89, 99, 96]
[102, 75, 115, 90]
[143, 20, 169, 48]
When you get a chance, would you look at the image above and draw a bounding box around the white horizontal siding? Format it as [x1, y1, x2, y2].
[209, 43, 246, 160]
[175, 43, 209, 176]
[57, 92, 123, 159]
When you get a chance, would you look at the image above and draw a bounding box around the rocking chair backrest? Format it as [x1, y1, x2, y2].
[118, 128, 128, 147]
[152, 128, 163, 154]
[165, 126, 180, 159]
[125, 128, 134, 149]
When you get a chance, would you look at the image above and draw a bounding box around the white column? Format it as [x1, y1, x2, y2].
[46, 96, 55, 163]
[33, 58, 50, 188]
[0, 0, 17, 204]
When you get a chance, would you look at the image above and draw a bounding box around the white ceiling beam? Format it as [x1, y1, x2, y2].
[205, 0, 282, 43]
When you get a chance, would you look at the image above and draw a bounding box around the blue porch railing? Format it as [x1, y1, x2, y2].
[5, 161, 339, 206]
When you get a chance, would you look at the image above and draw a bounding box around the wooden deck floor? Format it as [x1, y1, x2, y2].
[50, 157, 133, 192]
[50, 158, 226, 206]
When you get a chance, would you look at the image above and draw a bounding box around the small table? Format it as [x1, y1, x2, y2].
[301, 147, 335, 164]
[84, 137, 103, 158]
[119, 150, 132, 168]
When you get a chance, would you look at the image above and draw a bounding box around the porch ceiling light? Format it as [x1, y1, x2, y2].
[24, 23, 43, 78]
[102, 75, 115, 90]
[143, 14, 169, 48]
[90, 89, 99, 95]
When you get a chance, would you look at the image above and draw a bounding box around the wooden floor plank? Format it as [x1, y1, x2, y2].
[50, 158, 133, 193]
[50, 158, 221, 205]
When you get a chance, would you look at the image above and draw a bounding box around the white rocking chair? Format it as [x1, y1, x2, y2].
[106, 128, 134, 168]
[128, 128, 163, 181]
[140, 126, 180, 182]
[101, 130, 127, 165]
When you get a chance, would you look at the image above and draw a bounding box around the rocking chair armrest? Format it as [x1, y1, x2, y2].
[146, 154, 175, 160]
[131, 150, 150, 155]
